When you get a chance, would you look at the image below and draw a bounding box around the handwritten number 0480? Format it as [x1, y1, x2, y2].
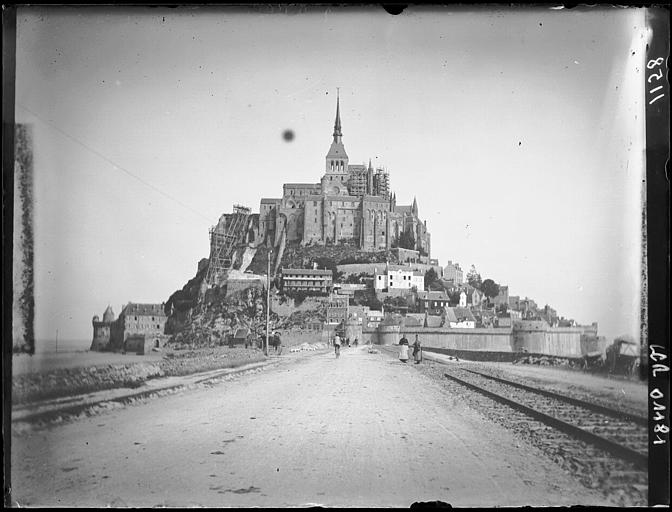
[647, 57, 665, 105]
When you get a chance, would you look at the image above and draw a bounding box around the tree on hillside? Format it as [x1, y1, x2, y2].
[448, 290, 462, 306]
[384, 295, 409, 312]
[466, 265, 482, 289]
[481, 279, 500, 302]
[369, 295, 383, 311]
[424, 268, 439, 290]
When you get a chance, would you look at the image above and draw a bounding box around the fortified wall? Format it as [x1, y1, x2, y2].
[361, 323, 596, 358]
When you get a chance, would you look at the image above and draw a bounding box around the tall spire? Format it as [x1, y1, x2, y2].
[412, 196, 418, 216]
[333, 88, 342, 142]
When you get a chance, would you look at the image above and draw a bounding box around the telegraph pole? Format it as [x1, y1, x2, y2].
[265, 249, 272, 356]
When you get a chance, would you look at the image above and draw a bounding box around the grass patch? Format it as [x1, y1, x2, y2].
[13, 347, 266, 405]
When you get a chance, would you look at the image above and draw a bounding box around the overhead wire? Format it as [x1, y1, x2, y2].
[15, 102, 214, 222]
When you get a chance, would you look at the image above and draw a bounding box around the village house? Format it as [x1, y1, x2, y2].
[445, 307, 476, 328]
[326, 294, 349, 325]
[416, 290, 450, 313]
[366, 309, 384, 328]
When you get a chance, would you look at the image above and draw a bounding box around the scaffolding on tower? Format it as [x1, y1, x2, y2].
[204, 204, 252, 287]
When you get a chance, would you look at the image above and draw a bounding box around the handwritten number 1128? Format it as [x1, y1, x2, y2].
[647, 57, 666, 105]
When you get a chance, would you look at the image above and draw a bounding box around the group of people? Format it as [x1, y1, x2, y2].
[398, 334, 423, 364]
[249, 332, 283, 353]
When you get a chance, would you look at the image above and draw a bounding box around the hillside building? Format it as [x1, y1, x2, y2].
[416, 290, 451, 313]
[373, 265, 425, 293]
[327, 295, 349, 325]
[443, 261, 464, 284]
[281, 268, 333, 295]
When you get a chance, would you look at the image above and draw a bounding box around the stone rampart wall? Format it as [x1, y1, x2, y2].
[363, 325, 585, 357]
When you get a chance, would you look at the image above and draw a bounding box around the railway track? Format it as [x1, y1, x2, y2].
[443, 367, 648, 470]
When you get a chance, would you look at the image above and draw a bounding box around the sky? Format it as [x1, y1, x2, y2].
[13, 5, 647, 350]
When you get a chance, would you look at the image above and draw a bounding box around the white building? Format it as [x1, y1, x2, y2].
[443, 260, 464, 284]
[373, 265, 425, 292]
[366, 310, 384, 328]
[459, 290, 467, 308]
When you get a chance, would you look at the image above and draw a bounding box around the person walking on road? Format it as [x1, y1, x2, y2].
[412, 335, 422, 364]
[334, 333, 341, 358]
[399, 335, 409, 363]
[274, 332, 283, 355]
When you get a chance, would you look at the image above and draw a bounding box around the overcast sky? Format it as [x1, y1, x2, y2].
[14, 5, 647, 349]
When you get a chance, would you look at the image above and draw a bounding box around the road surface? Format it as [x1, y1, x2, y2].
[11, 346, 609, 507]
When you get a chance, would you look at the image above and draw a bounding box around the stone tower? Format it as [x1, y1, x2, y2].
[91, 305, 114, 351]
[321, 90, 349, 196]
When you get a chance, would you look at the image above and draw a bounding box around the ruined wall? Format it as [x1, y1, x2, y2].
[124, 333, 171, 355]
[226, 278, 264, 297]
[270, 295, 330, 317]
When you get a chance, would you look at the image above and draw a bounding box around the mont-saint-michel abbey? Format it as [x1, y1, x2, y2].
[12, 8, 654, 509]
[257, 94, 431, 254]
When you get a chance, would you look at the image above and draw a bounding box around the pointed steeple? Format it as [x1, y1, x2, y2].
[324, 89, 348, 173]
[412, 196, 418, 216]
[333, 88, 342, 142]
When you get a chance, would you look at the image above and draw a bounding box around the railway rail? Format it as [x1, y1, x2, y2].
[443, 367, 647, 470]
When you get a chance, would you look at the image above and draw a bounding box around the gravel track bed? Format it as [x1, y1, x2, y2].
[379, 346, 647, 507]
[464, 362, 647, 418]
[451, 368, 648, 456]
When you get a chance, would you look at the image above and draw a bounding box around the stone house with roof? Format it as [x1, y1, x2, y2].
[416, 290, 450, 313]
[445, 307, 476, 328]
[91, 302, 168, 353]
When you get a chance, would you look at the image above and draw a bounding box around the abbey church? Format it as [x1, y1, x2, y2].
[258, 95, 431, 255]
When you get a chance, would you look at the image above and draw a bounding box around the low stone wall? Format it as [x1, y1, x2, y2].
[280, 329, 329, 346]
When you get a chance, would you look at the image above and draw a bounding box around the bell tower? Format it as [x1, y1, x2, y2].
[321, 90, 349, 196]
